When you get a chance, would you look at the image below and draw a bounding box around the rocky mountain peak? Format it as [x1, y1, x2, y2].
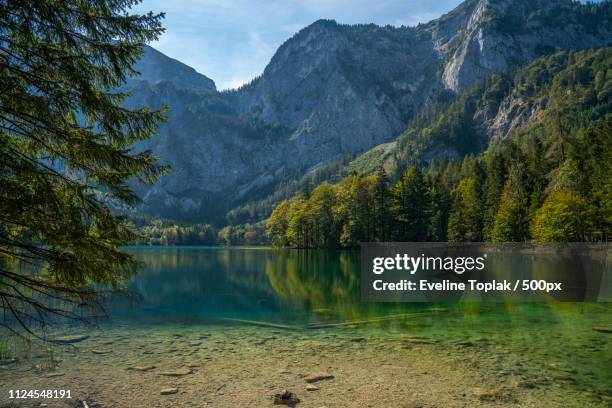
[129, 45, 216, 94]
[262, 19, 343, 78]
[438, 0, 610, 91]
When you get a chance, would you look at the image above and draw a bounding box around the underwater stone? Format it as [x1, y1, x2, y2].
[273, 389, 300, 405]
[592, 326, 612, 333]
[53, 335, 89, 344]
[160, 387, 178, 395]
[304, 372, 334, 383]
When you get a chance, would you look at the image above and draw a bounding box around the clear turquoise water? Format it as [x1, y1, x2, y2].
[106, 246, 611, 399]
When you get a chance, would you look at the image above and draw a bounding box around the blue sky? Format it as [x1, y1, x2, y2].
[134, 0, 465, 90]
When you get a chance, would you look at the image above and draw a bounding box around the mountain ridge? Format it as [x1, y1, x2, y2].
[126, 0, 612, 224]
[128, 45, 216, 93]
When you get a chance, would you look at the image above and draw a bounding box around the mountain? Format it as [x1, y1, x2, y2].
[128, 46, 216, 93]
[350, 47, 612, 173]
[266, 48, 612, 247]
[125, 0, 612, 224]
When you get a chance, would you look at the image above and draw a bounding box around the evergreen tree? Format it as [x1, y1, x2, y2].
[0, 0, 165, 335]
[481, 150, 506, 240]
[425, 168, 451, 241]
[371, 168, 391, 241]
[447, 177, 482, 242]
[491, 164, 531, 242]
[390, 167, 428, 241]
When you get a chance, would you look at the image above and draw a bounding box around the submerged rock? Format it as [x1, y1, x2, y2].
[273, 389, 300, 406]
[305, 384, 319, 391]
[91, 349, 112, 355]
[304, 372, 334, 383]
[160, 387, 178, 395]
[53, 335, 89, 344]
[592, 326, 612, 333]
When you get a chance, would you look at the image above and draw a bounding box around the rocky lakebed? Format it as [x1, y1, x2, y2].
[0, 316, 610, 408]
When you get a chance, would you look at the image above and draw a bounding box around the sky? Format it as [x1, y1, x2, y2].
[134, 0, 465, 90]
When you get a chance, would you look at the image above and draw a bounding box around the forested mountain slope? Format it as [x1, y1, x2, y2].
[267, 49, 612, 246]
[351, 46, 612, 176]
[126, 0, 611, 224]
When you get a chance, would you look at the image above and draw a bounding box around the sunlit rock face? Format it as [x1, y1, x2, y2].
[436, 0, 611, 92]
[123, 0, 611, 222]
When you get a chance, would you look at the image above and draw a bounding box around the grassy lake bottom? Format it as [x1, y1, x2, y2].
[0, 246, 610, 407]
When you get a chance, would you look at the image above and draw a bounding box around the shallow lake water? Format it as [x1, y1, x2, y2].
[0, 246, 610, 407]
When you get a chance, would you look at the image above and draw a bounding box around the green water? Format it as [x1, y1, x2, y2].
[101, 246, 612, 400]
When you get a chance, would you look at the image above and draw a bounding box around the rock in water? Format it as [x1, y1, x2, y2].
[160, 388, 178, 395]
[304, 372, 334, 383]
[45, 372, 66, 378]
[91, 349, 112, 355]
[159, 368, 192, 377]
[53, 335, 89, 344]
[305, 385, 319, 391]
[592, 326, 612, 333]
[128, 365, 155, 372]
[273, 389, 299, 406]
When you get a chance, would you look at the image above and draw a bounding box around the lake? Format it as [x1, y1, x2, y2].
[1, 246, 610, 407]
